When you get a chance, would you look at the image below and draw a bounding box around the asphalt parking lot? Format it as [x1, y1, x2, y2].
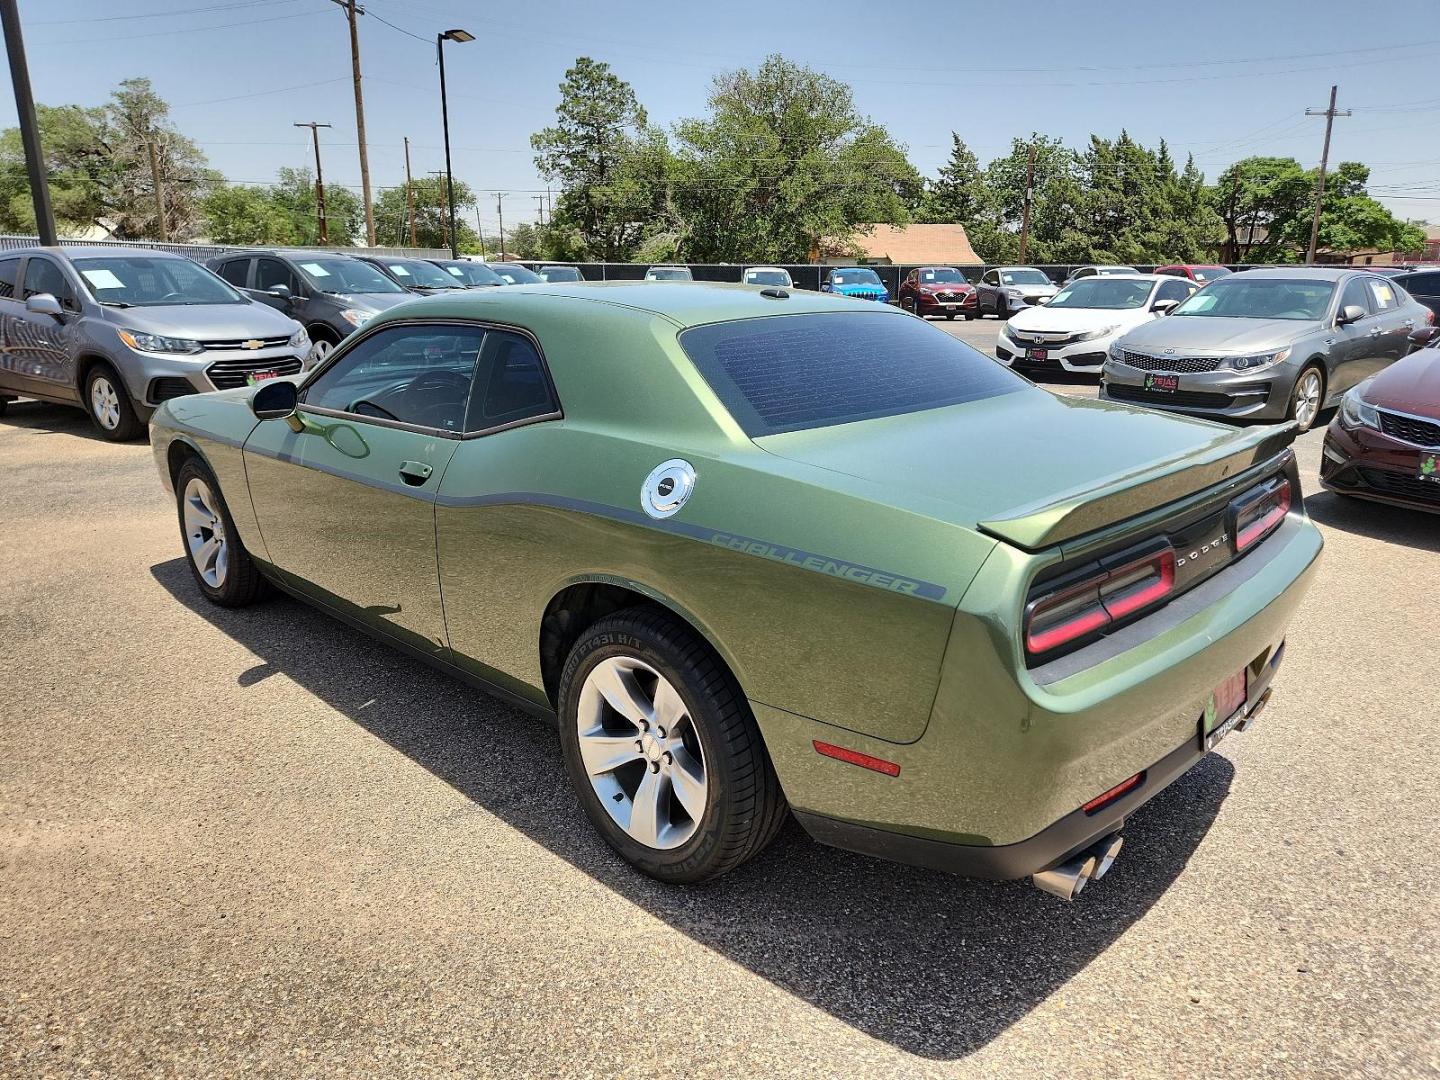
[3, 317, 1438, 1079]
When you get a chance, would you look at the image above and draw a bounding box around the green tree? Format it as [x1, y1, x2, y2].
[532, 58, 658, 260]
[373, 175, 478, 251]
[920, 133, 989, 225]
[103, 78, 212, 240]
[672, 55, 922, 262]
[0, 103, 113, 233]
[201, 184, 297, 245]
[1210, 157, 1313, 262]
[267, 167, 363, 246]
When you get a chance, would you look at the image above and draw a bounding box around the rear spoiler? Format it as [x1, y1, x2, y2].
[978, 421, 1299, 551]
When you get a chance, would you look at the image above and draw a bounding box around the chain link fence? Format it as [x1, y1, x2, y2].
[0, 236, 450, 262]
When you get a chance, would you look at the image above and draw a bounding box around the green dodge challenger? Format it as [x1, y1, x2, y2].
[150, 282, 1322, 899]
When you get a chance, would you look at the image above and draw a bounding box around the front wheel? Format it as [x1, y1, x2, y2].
[174, 457, 269, 607]
[557, 607, 787, 883]
[84, 363, 144, 441]
[1288, 365, 1326, 433]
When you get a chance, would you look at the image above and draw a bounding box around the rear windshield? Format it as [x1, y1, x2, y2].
[679, 311, 1025, 437]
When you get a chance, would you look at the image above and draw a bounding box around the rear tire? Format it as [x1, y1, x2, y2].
[557, 607, 787, 884]
[84, 363, 144, 441]
[0, 397, 10, 416]
[174, 457, 268, 607]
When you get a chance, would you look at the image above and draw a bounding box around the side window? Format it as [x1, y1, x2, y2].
[1366, 277, 1400, 312]
[255, 258, 300, 294]
[21, 258, 78, 310]
[465, 330, 558, 432]
[217, 259, 250, 287]
[1155, 267, 1180, 277]
[905, 270, 917, 285]
[1403, 272, 1440, 295]
[304, 323, 485, 433]
[1157, 279, 1194, 303]
[1339, 277, 1373, 316]
[0, 256, 20, 300]
[982, 270, 998, 286]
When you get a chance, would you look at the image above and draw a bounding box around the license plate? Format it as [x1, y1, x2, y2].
[944, 303, 956, 311]
[1419, 452, 1440, 483]
[1201, 668, 1248, 751]
[1146, 373, 1180, 393]
[246, 370, 278, 385]
[1027, 348, 1048, 361]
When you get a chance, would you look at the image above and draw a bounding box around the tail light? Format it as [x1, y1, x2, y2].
[1024, 541, 1176, 658]
[1232, 477, 1291, 553]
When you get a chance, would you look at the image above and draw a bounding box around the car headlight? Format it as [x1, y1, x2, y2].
[117, 329, 203, 355]
[288, 326, 310, 350]
[1004, 287, 1024, 298]
[1339, 382, 1379, 430]
[1075, 324, 1120, 343]
[339, 309, 374, 328]
[1107, 340, 1127, 362]
[1227, 348, 1290, 372]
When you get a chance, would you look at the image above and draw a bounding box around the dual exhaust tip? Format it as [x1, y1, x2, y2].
[1032, 834, 1124, 901]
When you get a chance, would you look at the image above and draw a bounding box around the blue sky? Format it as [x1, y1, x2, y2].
[6, 0, 1440, 234]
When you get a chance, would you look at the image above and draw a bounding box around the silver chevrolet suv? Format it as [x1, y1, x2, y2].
[0, 246, 311, 441]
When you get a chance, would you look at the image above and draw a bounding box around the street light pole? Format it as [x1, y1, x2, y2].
[437, 28, 473, 259]
[0, 0, 56, 244]
[294, 122, 332, 244]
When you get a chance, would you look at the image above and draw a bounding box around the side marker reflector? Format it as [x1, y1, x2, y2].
[812, 740, 901, 777]
[1081, 771, 1145, 814]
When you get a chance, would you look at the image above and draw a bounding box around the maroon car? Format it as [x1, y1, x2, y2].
[898, 266, 978, 320]
[1154, 264, 1233, 284]
[1321, 336, 1440, 513]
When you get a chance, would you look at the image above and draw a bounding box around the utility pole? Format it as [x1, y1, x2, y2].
[1305, 85, 1350, 265]
[146, 141, 168, 241]
[1, 0, 56, 245]
[475, 207, 486, 258]
[294, 122, 332, 244]
[494, 192, 506, 257]
[331, 0, 375, 246]
[533, 194, 546, 227]
[403, 136, 417, 247]
[546, 186, 552, 221]
[1018, 143, 1036, 263]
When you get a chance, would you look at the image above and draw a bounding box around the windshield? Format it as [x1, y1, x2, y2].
[1191, 266, 1232, 283]
[540, 266, 582, 282]
[999, 269, 1050, 286]
[680, 311, 1026, 437]
[73, 256, 245, 306]
[1048, 278, 1154, 310]
[491, 264, 543, 284]
[831, 269, 881, 285]
[745, 269, 790, 286]
[1170, 277, 1335, 321]
[437, 261, 503, 286]
[920, 268, 967, 284]
[381, 259, 459, 289]
[296, 258, 406, 295]
[647, 267, 692, 280]
[1094, 266, 1139, 276]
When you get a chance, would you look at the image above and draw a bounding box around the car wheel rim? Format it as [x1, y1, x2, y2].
[313, 339, 333, 361]
[90, 376, 120, 430]
[182, 477, 228, 589]
[576, 656, 707, 851]
[1294, 372, 1321, 427]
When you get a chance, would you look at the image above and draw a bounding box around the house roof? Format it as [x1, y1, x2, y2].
[851, 223, 979, 265]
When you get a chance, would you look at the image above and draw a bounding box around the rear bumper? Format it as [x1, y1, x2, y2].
[795, 654, 1278, 879]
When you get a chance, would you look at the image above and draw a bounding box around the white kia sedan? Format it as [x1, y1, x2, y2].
[995, 274, 1199, 376]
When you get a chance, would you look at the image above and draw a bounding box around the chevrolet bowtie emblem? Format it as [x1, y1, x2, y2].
[242, 339, 264, 350]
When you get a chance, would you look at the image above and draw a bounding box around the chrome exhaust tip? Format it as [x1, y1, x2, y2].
[1031, 852, 1099, 901]
[1090, 834, 1124, 881]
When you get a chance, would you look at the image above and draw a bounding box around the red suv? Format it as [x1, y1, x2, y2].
[1154, 265, 1233, 284]
[898, 266, 978, 320]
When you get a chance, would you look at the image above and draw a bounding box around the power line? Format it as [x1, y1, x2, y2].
[35, 8, 326, 44]
[30, 0, 303, 24]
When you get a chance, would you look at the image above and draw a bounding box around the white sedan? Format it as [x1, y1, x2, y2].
[995, 274, 1199, 375]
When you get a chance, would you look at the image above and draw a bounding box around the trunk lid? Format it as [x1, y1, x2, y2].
[756, 388, 1298, 550]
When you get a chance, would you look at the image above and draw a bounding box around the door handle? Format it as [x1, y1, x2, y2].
[1368, 327, 1383, 337]
[398, 460, 433, 486]
[1405, 319, 1416, 328]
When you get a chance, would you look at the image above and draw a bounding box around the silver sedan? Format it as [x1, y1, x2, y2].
[1099, 267, 1432, 432]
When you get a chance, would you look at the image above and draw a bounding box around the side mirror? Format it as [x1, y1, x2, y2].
[1336, 304, 1367, 327]
[1151, 299, 1179, 315]
[25, 292, 63, 317]
[1035, 296, 1050, 305]
[267, 284, 292, 301]
[250, 378, 298, 422]
[1407, 326, 1440, 351]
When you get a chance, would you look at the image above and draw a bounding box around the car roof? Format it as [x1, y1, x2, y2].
[363, 280, 895, 330]
[1064, 273, 1165, 282]
[1231, 266, 1360, 281]
[44, 245, 191, 260]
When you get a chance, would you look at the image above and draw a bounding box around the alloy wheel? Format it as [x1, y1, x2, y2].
[182, 477, 228, 589]
[313, 338, 334, 362]
[1293, 369, 1322, 430]
[576, 656, 708, 850]
[90, 375, 121, 431]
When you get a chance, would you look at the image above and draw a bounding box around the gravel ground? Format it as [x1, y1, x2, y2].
[2, 323, 1438, 1079]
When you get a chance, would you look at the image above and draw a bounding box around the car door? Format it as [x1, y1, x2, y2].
[1327, 276, 1382, 395]
[900, 269, 917, 307]
[15, 254, 83, 391]
[1363, 275, 1413, 371]
[433, 327, 562, 693]
[251, 257, 304, 316]
[243, 320, 481, 658]
[980, 269, 1000, 313]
